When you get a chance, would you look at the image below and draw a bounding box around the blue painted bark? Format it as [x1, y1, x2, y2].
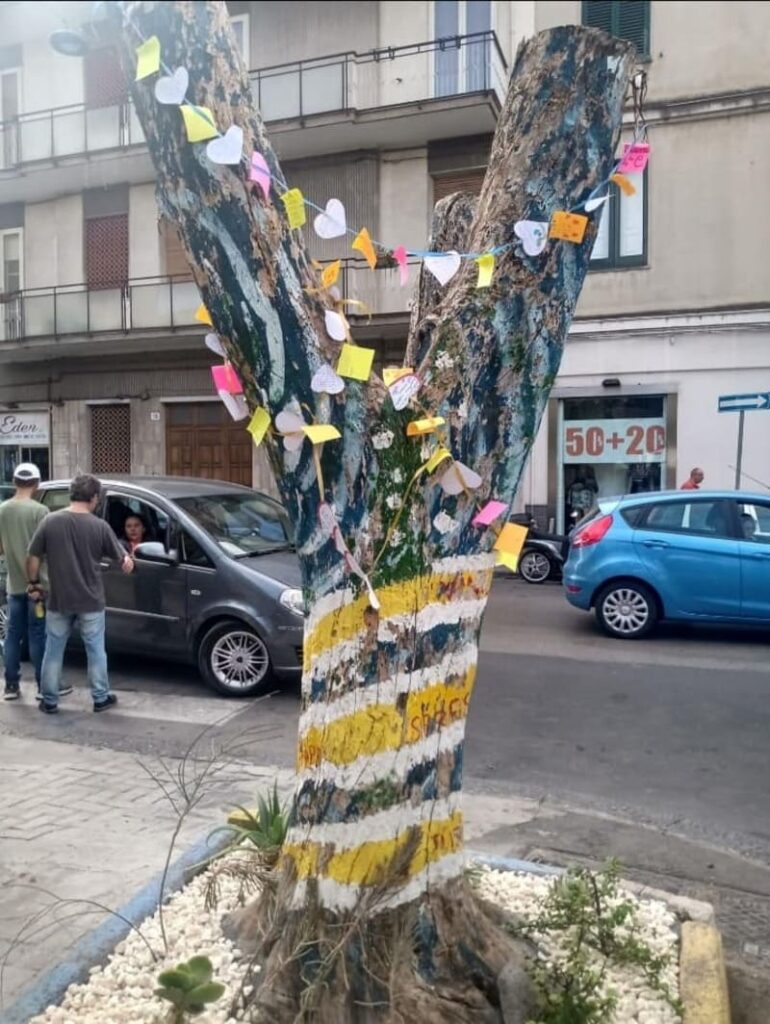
[115, 4, 633, 1020]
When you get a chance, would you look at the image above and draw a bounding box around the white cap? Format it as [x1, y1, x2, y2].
[13, 463, 41, 483]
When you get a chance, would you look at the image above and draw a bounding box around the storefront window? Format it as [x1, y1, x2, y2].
[0, 411, 51, 486]
[558, 395, 667, 532]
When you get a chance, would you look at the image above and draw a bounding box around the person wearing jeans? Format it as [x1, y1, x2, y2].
[27, 473, 133, 714]
[5, 594, 47, 695]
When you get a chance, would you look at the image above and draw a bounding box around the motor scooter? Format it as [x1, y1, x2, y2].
[507, 513, 567, 584]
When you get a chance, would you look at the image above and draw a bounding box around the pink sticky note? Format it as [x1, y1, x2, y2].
[472, 500, 508, 527]
[211, 363, 242, 394]
[617, 142, 650, 174]
[392, 245, 409, 287]
[249, 151, 271, 199]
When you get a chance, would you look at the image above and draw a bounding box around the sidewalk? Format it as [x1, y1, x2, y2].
[1, 732, 769, 1016]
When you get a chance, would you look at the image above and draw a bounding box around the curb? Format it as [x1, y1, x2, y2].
[0, 832, 230, 1024]
[680, 921, 732, 1024]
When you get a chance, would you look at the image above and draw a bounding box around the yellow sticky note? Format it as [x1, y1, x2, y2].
[497, 550, 522, 573]
[611, 172, 636, 197]
[135, 36, 161, 80]
[281, 189, 306, 229]
[336, 343, 375, 381]
[406, 417, 445, 437]
[194, 303, 212, 326]
[494, 522, 529, 565]
[425, 447, 451, 473]
[321, 259, 341, 289]
[352, 227, 377, 270]
[180, 105, 219, 143]
[303, 424, 341, 444]
[247, 407, 270, 446]
[476, 253, 495, 289]
[382, 366, 413, 387]
[549, 211, 589, 244]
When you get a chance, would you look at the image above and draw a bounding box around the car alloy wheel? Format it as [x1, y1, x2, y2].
[519, 550, 552, 583]
[600, 586, 651, 637]
[210, 630, 269, 691]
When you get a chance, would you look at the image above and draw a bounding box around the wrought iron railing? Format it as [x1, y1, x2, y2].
[0, 32, 507, 170]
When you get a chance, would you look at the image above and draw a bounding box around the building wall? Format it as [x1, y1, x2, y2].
[129, 184, 162, 279]
[24, 195, 84, 288]
[237, 0, 379, 66]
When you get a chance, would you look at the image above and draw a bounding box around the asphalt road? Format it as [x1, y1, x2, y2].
[3, 576, 769, 863]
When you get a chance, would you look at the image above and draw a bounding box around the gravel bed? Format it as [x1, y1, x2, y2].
[30, 859, 681, 1023]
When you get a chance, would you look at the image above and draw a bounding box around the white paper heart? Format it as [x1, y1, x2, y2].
[313, 198, 347, 240]
[311, 364, 345, 395]
[218, 389, 249, 421]
[584, 194, 609, 213]
[275, 409, 305, 436]
[204, 333, 226, 358]
[283, 431, 304, 452]
[424, 250, 461, 286]
[154, 67, 189, 105]
[324, 309, 348, 342]
[439, 461, 483, 496]
[389, 373, 421, 411]
[206, 125, 243, 165]
[514, 220, 549, 257]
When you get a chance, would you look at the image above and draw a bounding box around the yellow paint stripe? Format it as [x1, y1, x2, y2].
[680, 921, 731, 1024]
[297, 667, 476, 770]
[303, 569, 493, 672]
[283, 810, 463, 886]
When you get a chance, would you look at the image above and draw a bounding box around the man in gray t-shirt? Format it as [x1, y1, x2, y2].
[27, 474, 133, 714]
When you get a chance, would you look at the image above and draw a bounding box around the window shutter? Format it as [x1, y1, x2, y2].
[91, 404, 131, 474]
[160, 219, 190, 278]
[616, 1, 650, 56]
[84, 47, 128, 109]
[432, 168, 486, 202]
[85, 213, 129, 290]
[582, 1, 614, 33]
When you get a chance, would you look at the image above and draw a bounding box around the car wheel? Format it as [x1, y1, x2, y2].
[198, 620, 274, 697]
[519, 549, 553, 584]
[595, 581, 658, 639]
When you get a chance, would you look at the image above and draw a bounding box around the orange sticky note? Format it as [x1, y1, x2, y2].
[180, 105, 219, 143]
[352, 227, 377, 270]
[281, 188, 306, 229]
[494, 522, 529, 570]
[382, 366, 413, 387]
[611, 172, 636, 197]
[476, 253, 495, 288]
[549, 211, 589, 244]
[337, 343, 375, 381]
[425, 447, 451, 473]
[195, 303, 212, 326]
[406, 417, 445, 437]
[135, 36, 161, 80]
[247, 407, 270, 446]
[303, 423, 341, 444]
[321, 259, 341, 289]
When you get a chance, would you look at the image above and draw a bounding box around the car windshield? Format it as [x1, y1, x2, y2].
[173, 492, 294, 558]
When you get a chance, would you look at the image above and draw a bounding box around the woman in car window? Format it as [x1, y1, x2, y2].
[122, 514, 147, 555]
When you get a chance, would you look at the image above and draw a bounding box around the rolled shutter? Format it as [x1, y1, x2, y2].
[432, 168, 486, 202]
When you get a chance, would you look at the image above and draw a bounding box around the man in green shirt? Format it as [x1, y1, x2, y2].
[0, 464, 55, 701]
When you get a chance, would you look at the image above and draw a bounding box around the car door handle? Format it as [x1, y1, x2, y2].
[642, 539, 670, 548]
[100, 560, 110, 569]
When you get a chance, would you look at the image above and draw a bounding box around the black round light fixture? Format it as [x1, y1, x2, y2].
[49, 29, 91, 57]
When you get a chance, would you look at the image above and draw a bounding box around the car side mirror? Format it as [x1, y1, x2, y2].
[133, 541, 178, 565]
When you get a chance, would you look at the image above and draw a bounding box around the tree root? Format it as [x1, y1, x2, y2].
[223, 874, 536, 1024]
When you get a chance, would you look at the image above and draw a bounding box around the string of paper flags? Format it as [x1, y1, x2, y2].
[132, 26, 649, 580]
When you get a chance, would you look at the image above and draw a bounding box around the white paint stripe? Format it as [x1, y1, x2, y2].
[376, 597, 488, 642]
[285, 792, 462, 850]
[297, 717, 466, 790]
[431, 553, 497, 575]
[306, 587, 356, 632]
[299, 643, 477, 733]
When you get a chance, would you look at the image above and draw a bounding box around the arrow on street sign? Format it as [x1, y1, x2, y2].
[718, 393, 770, 412]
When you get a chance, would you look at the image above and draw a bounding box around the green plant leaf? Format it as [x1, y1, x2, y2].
[157, 968, 195, 991]
[187, 981, 226, 1004]
[154, 986, 185, 1006]
[185, 955, 214, 986]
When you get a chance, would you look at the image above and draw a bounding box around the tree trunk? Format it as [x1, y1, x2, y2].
[115, 4, 633, 1019]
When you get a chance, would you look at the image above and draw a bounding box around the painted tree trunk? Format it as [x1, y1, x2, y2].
[116, 3, 632, 1018]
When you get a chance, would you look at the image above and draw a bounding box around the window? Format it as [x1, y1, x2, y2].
[85, 213, 129, 290]
[103, 494, 170, 553]
[181, 530, 214, 568]
[590, 170, 646, 269]
[90, 404, 131, 474]
[640, 500, 733, 538]
[160, 218, 190, 279]
[619, 505, 645, 528]
[173, 491, 292, 558]
[229, 14, 250, 68]
[39, 488, 70, 512]
[434, 1, 492, 96]
[582, 1, 650, 57]
[432, 167, 486, 202]
[84, 47, 129, 109]
[737, 502, 770, 545]
[0, 227, 22, 341]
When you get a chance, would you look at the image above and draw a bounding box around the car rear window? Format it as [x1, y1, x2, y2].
[620, 505, 645, 527]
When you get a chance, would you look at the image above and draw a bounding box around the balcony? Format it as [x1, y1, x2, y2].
[0, 32, 507, 198]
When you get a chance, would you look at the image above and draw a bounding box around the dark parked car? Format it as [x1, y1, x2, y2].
[29, 476, 304, 696]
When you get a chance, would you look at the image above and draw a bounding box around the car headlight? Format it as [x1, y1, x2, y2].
[279, 588, 305, 618]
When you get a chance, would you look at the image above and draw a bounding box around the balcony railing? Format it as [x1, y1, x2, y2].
[0, 32, 507, 170]
[0, 260, 416, 343]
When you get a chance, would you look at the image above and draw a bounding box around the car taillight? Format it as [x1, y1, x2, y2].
[572, 513, 613, 548]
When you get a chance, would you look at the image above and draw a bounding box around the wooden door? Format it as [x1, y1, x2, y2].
[166, 403, 252, 485]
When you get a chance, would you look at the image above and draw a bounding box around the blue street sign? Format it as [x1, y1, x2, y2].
[718, 392, 770, 413]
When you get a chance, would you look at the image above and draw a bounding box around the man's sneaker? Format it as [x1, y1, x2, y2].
[93, 694, 118, 713]
[35, 691, 44, 701]
[3, 685, 20, 701]
[38, 701, 58, 714]
[59, 686, 74, 698]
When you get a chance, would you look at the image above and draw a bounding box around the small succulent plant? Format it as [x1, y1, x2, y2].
[155, 955, 225, 1023]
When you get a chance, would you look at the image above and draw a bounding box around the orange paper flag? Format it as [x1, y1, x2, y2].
[352, 227, 377, 270]
[549, 211, 589, 244]
[611, 172, 636, 197]
[321, 259, 341, 289]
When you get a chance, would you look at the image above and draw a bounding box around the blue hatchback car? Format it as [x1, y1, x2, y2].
[564, 490, 770, 639]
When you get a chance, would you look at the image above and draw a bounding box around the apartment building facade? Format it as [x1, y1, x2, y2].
[0, 1, 767, 529]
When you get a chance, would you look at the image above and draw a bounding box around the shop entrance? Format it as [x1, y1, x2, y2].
[165, 402, 252, 486]
[557, 394, 668, 533]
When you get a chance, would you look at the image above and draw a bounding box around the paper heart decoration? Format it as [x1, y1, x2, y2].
[313, 198, 347, 240]
[424, 250, 461, 286]
[206, 125, 243, 165]
[249, 152, 271, 200]
[439, 461, 483, 496]
[324, 309, 348, 342]
[275, 409, 306, 452]
[514, 220, 549, 256]
[318, 502, 337, 536]
[584, 194, 609, 213]
[311, 363, 345, 395]
[389, 373, 421, 411]
[218, 390, 249, 421]
[154, 67, 189, 105]
[204, 333, 225, 358]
